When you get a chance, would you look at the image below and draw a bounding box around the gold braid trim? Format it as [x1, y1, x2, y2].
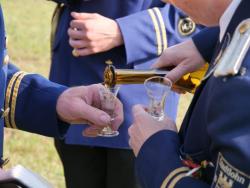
[160, 167, 189, 188]
[10, 72, 27, 129]
[148, 9, 162, 55]
[4, 71, 24, 128]
[153, 8, 168, 51]
[168, 173, 187, 188]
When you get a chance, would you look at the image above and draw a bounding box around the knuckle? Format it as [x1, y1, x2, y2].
[90, 48, 97, 53]
[84, 32, 92, 41]
[82, 22, 92, 31]
[88, 41, 95, 48]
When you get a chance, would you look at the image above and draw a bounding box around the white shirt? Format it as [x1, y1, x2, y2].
[219, 0, 242, 41]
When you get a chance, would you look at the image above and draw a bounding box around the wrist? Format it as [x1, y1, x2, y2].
[113, 21, 124, 47]
[56, 89, 69, 122]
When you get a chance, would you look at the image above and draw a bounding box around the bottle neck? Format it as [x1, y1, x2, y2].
[114, 69, 169, 85]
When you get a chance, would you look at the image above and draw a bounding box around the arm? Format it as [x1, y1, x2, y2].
[136, 131, 209, 188]
[5, 64, 68, 138]
[153, 68, 250, 188]
[130, 53, 250, 187]
[192, 27, 219, 63]
[68, 3, 203, 62]
[153, 27, 220, 83]
[116, 3, 204, 65]
[129, 105, 209, 188]
[4, 64, 124, 138]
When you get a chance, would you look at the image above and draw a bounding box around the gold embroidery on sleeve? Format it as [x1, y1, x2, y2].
[153, 8, 167, 51]
[10, 72, 27, 129]
[160, 167, 189, 188]
[4, 71, 24, 128]
[148, 9, 162, 55]
[168, 173, 186, 188]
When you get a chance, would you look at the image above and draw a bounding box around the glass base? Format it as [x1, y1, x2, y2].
[98, 126, 119, 137]
[152, 115, 164, 121]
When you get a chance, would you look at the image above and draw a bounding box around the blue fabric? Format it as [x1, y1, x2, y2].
[192, 27, 220, 63]
[136, 130, 182, 188]
[135, 0, 250, 187]
[7, 64, 69, 138]
[0, 5, 69, 159]
[50, 0, 204, 149]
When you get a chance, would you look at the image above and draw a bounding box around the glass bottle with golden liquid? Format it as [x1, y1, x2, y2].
[103, 62, 209, 94]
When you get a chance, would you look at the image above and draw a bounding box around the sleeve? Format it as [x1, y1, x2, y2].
[116, 3, 204, 65]
[135, 130, 209, 188]
[192, 27, 220, 63]
[4, 64, 69, 138]
[136, 53, 250, 188]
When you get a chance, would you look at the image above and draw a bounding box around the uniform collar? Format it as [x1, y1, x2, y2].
[219, 0, 242, 41]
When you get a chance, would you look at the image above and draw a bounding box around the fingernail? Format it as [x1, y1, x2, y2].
[100, 114, 110, 124]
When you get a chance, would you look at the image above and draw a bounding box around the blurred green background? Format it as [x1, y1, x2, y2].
[1, 1, 65, 188]
[1, 0, 192, 187]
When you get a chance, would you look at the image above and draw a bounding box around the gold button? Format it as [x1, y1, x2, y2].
[3, 55, 9, 65]
[178, 17, 196, 36]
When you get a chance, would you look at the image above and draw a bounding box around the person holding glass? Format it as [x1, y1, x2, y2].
[0, 3, 124, 181]
[128, 0, 250, 187]
[49, 0, 204, 187]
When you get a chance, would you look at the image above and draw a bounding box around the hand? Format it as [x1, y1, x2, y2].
[68, 12, 124, 56]
[56, 84, 124, 136]
[153, 39, 205, 85]
[128, 105, 177, 156]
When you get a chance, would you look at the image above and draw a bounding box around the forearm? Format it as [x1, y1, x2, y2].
[5, 64, 69, 138]
[136, 131, 209, 188]
[117, 4, 203, 65]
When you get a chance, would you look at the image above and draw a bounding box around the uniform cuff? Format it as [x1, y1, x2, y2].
[135, 130, 184, 188]
[192, 27, 220, 63]
[116, 9, 161, 65]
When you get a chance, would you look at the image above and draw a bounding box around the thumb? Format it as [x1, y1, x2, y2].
[71, 12, 95, 20]
[81, 104, 111, 127]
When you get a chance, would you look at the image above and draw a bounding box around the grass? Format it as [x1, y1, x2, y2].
[1, 0, 193, 187]
[2, 0, 54, 76]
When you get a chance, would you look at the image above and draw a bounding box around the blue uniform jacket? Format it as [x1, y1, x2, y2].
[0, 5, 68, 165]
[50, 0, 204, 149]
[135, 1, 250, 187]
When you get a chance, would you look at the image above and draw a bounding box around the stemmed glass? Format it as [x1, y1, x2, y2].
[144, 76, 172, 121]
[98, 85, 120, 137]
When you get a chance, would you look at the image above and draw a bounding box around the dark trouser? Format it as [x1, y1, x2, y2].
[54, 139, 140, 188]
